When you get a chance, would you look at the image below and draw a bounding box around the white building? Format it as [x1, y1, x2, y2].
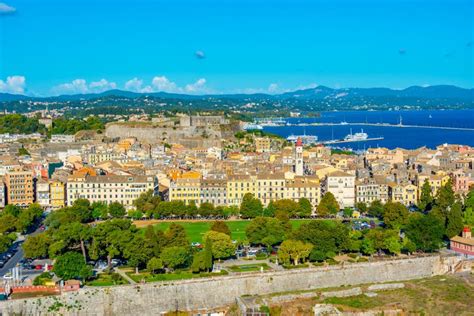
[324, 171, 356, 208]
[51, 134, 75, 143]
[36, 180, 51, 208]
[66, 174, 156, 208]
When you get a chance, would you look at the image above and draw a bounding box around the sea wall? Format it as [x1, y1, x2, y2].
[0, 255, 464, 316]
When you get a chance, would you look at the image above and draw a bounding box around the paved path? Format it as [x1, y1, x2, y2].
[115, 268, 137, 284]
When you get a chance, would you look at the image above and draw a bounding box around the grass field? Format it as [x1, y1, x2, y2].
[140, 219, 311, 243]
[228, 263, 271, 272]
[85, 273, 127, 287]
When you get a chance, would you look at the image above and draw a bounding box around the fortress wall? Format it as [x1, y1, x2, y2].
[0, 255, 462, 316]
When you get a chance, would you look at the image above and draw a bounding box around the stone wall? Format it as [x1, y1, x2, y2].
[104, 122, 237, 148]
[0, 255, 464, 316]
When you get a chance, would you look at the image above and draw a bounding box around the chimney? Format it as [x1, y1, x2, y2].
[462, 227, 471, 239]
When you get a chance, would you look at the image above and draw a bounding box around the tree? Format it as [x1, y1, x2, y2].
[91, 202, 108, 219]
[134, 190, 160, 215]
[368, 200, 384, 218]
[23, 233, 52, 259]
[431, 179, 455, 226]
[53, 252, 91, 280]
[293, 220, 349, 257]
[317, 192, 339, 216]
[245, 217, 288, 247]
[124, 235, 152, 272]
[298, 198, 312, 218]
[0, 214, 18, 234]
[464, 206, 474, 227]
[210, 221, 231, 236]
[405, 213, 444, 252]
[240, 193, 263, 218]
[108, 202, 126, 218]
[446, 202, 464, 238]
[272, 199, 300, 218]
[165, 223, 189, 247]
[355, 202, 367, 213]
[277, 240, 313, 265]
[418, 179, 433, 211]
[383, 202, 409, 230]
[192, 237, 213, 273]
[160, 246, 191, 270]
[202, 231, 236, 260]
[198, 202, 215, 217]
[147, 257, 163, 274]
[79, 265, 94, 281]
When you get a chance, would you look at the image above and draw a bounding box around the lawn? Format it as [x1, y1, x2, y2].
[140, 219, 312, 243]
[85, 273, 128, 286]
[228, 263, 271, 272]
[126, 270, 228, 283]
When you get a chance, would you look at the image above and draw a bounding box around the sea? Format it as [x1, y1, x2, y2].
[262, 109, 474, 150]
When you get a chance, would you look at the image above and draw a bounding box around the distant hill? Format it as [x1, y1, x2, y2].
[2, 85, 472, 102]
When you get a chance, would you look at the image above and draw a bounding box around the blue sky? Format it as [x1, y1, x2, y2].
[0, 0, 473, 96]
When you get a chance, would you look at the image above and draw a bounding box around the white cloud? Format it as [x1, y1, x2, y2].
[185, 78, 207, 93]
[124, 76, 210, 94]
[52, 78, 117, 95]
[0, 2, 16, 14]
[89, 79, 117, 92]
[0, 75, 26, 94]
[267, 83, 279, 94]
[124, 77, 144, 92]
[151, 76, 179, 92]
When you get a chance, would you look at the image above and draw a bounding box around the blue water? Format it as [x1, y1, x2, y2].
[263, 110, 474, 150]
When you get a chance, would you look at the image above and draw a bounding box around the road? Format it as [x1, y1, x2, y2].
[0, 246, 24, 276]
[0, 223, 45, 278]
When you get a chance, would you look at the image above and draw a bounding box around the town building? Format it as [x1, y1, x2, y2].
[388, 182, 418, 206]
[50, 180, 66, 209]
[51, 134, 75, 143]
[323, 171, 355, 208]
[36, 180, 51, 208]
[5, 168, 34, 207]
[450, 227, 474, 256]
[255, 137, 272, 153]
[66, 174, 155, 207]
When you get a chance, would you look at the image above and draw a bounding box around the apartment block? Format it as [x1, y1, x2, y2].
[67, 174, 155, 207]
[5, 168, 34, 207]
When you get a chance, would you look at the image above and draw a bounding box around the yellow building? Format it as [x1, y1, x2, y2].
[256, 173, 286, 206]
[284, 175, 321, 211]
[227, 174, 257, 206]
[169, 177, 201, 205]
[255, 137, 272, 153]
[50, 180, 66, 209]
[389, 182, 418, 206]
[5, 168, 34, 207]
[416, 174, 449, 198]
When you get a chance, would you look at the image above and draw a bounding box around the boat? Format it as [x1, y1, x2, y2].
[340, 121, 349, 125]
[287, 134, 318, 144]
[344, 129, 368, 141]
[242, 123, 263, 130]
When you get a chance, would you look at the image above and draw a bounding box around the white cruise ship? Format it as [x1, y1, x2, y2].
[344, 129, 368, 141]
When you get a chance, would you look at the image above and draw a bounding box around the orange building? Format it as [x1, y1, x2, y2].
[5, 168, 34, 207]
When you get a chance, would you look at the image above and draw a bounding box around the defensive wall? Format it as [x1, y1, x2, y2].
[0, 255, 467, 316]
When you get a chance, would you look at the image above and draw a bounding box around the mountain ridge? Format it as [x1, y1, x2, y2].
[1, 84, 473, 102]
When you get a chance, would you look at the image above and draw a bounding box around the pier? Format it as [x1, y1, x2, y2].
[267, 122, 474, 132]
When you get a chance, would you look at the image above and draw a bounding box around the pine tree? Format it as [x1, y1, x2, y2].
[446, 202, 464, 238]
[418, 179, 433, 211]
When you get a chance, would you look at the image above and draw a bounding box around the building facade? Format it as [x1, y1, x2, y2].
[5, 168, 34, 207]
[67, 175, 155, 207]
